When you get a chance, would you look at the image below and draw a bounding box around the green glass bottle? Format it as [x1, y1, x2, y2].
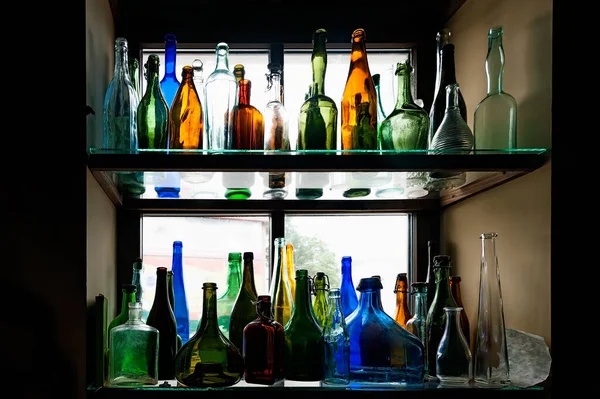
[425, 255, 458, 377]
[312, 272, 329, 328]
[174, 282, 244, 387]
[129, 57, 140, 96]
[217, 252, 243, 339]
[297, 28, 338, 151]
[108, 284, 137, 346]
[284, 269, 324, 381]
[167, 270, 183, 350]
[373, 73, 387, 147]
[137, 54, 169, 150]
[229, 252, 259, 352]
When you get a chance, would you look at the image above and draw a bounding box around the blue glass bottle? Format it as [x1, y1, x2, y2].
[339, 256, 358, 318]
[346, 277, 425, 385]
[171, 241, 190, 345]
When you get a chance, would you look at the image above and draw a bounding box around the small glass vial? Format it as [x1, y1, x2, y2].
[109, 302, 159, 386]
[436, 307, 472, 386]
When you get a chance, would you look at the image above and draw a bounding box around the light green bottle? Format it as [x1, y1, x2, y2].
[312, 272, 329, 328]
[217, 252, 242, 338]
[108, 284, 137, 346]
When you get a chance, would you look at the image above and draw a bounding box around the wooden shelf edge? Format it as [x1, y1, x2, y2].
[440, 171, 526, 207]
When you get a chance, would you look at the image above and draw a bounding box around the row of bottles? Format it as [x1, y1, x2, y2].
[107, 233, 509, 389]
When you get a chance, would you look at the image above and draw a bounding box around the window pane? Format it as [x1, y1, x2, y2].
[284, 214, 410, 315]
[283, 49, 411, 149]
[141, 215, 271, 330]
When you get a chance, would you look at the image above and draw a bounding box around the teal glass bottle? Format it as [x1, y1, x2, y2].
[284, 269, 324, 381]
[108, 284, 137, 346]
[406, 282, 429, 377]
[159, 34, 180, 107]
[322, 288, 350, 385]
[137, 54, 168, 150]
[131, 258, 143, 304]
[474, 26, 518, 150]
[129, 57, 140, 96]
[217, 252, 243, 338]
[229, 252, 259, 352]
[311, 272, 329, 328]
[373, 73, 387, 146]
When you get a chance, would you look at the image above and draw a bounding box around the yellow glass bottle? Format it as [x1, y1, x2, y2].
[169, 65, 203, 150]
[270, 238, 293, 328]
[285, 243, 296, 301]
[341, 28, 378, 151]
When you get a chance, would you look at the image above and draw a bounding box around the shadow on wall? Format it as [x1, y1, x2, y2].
[517, 12, 552, 149]
[86, 26, 112, 150]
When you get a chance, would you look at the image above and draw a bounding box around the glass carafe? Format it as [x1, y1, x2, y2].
[436, 307, 472, 386]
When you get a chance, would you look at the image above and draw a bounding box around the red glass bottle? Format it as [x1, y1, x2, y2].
[242, 295, 284, 385]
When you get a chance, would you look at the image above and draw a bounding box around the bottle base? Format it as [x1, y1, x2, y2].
[225, 188, 252, 200]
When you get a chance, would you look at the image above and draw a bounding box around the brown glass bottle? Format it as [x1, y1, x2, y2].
[341, 28, 378, 151]
[243, 295, 284, 385]
[393, 273, 412, 328]
[169, 65, 204, 150]
[450, 275, 471, 348]
[231, 78, 265, 150]
[146, 267, 178, 380]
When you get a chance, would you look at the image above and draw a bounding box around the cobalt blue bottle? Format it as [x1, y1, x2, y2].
[339, 256, 359, 318]
[171, 241, 190, 344]
[346, 277, 425, 385]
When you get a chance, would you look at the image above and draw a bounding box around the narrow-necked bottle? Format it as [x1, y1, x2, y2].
[192, 59, 206, 117]
[204, 43, 238, 150]
[406, 282, 429, 376]
[137, 54, 168, 150]
[264, 63, 290, 151]
[373, 73, 387, 143]
[108, 284, 137, 345]
[346, 277, 425, 384]
[339, 256, 358, 318]
[341, 28, 378, 151]
[129, 57, 140, 97]
[450, 276, 470, 348]
[270, 238, 293, 328]
[171, 241, 190, 344]
[109, 302, 159, 386]
[146, 267, 178, 380]
[174, 283, 244, 387]
[298, 28, 338, 151]
[231, 76, 264, 150]
[425, 255, 458, 377]
[229, 252, 259, 352]
[284, 269, 324, 381]
[159, 34, 180, 107]
[425, 240, 438, 310]
[243, 295, 285, 385]
[217, 252, 243, 339]
[131, 258, 143, 304]
[436, 307, 472, 386]
[393, 272, 413, 328]
[169, 66, 203, 150]
[322, 288, 350, 385]
[433, 29, 451, 105]
[167, 270, 183, 350]
[312, 272, 329, 327]
[474, 26, 517, 150]
[285, 243, 296, 301]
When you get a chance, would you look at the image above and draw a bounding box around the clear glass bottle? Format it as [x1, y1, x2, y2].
[339, 256, 358, 318]
[109, 302, 159, 386]
[174, 282, 244, 387]
[322, 288, 350, 385]
[311, 272, 329, 328]
[131, 258, 143, 304]
[341, 28, 378, 151]
[285, 243, 296, 301]
[393, 272, 412, 328]
[450, 276, 470, 348]
[284, 269, 324, 381]
[192, 59, 206, 116]
[270, 237, 293, 328]
[169, 66, 204, 150]
[243, 295, 285, 385]
[406, 282, 428, 376]
[108, 284, 137, 346]
[159, 34, 180, 107]
[217, 252, 242, 339]
[474, 26, 518, 150]
[436, 307, 472, 386]
[425, 240, 438, 310]
[473, 232, 510, 387]
[425, 255, 458, 378]
[373, 73, 387, 142]
[346, 277, 425, 384]
[137, 54, 169, 150]
[298, 28, 338, 151]
[204, 43, 238, 150]
[229, 252, 259, 353]
[171, 241, 190, 345]
[231, 75, 264, 150]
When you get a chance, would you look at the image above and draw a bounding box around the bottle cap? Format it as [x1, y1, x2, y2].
[433, 255, 451, 267]
[133, 258, 143, 269]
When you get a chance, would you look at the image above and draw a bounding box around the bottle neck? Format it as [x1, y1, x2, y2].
[164, 38, 177, 77]
[395, 70, 414, 109]
[154, 270, 169, 307]
[311, 40, 327, 96]
[224, 260, 242, 297]
[146, 65, 161, 92]
[450, 280, 463, 306]
[486, 34, 504, 94]
[256, 299, 273, 322]
[394, 281, 409, 308]
[440, 47, 458, 87]
[314, 277, 328, 301]
[267, 73, 282, 103]
[445, 84, 460, 112]
[120, 291, 136, 315]
[413, 291, 428, 318]
[434, 267, 452, 299]
[324, 293, 345, 330]
[114, 43, 130, 80]
[481, 234, 498, 271]
[172, 247, 183, 272]
[292, 275, 317, 322]
[241, 257, 257, 296]
[444, 309, 463, 334]
[238, 80, 251, 105]
[357, 288, 384, 312]
[350, 38, 368, 68]
[215, 51, 230, 71]
[341, 262, 354, 285]
[198, 286, 219, 333]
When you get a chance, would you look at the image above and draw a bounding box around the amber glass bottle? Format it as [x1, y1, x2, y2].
[450, 275, 471, 348]
[243, 295, 285, 385]
[231, 78, 265, 150]
[341, 28, 378, 151]
[169, 65, 204, 150]
[393, 273, 413, 328]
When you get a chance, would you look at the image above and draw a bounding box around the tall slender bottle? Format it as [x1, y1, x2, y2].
[433, 29, 451, 106]
[159, 34, 180, 107]
[217, 252, 243, 338]
[129, 57, 140, 97]
[171, 241, 190, 345]
[341, 28, 378, 151]
[146, 267, 178, 380]
[393, 273, 413, 328]
[108, 284, 137, 345]
[204, 43, 238, 150]
[425, 240, 438, 310]
[229, 252, 259, 352]
[298, 28, 338, 151]
[285, 243, 296, 301]
[312, 272, 329, 328]
[192, 59, 206, 117]
[474, 26, 517, 150]
[322, 288, 350, 385]
[284, 269, 324, 381]
[406, 282, 429, 376]
[373, 73, 387, 143]
[169, 66, 203, 150]
[131, 258, 143, 304]
[269, 238, 293, 328]
[137, 54, 168, 150]
[425, 255, 458, 378]
[167, 270, 183, 350]
[450, 276, 470, 348]
[339, 256, 359, 318]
